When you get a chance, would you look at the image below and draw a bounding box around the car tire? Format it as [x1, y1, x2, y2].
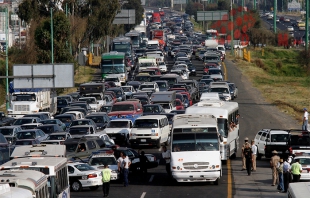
[71, 180, 82, 192]
[89, 186, 99, 191]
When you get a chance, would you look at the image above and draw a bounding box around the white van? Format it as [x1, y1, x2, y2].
[147, 40, 159, 49]
[287, 182, 310, 198]
[200, 92, 220, 101]
[209, 81, 231, 101]
[130, 115, 170, 148]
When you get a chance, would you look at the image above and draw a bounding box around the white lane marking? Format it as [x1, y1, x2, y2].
[140, 192, 147, 198]
[149, 175, 154, 182]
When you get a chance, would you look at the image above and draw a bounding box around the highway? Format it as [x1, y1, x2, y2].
[71, 53, 299, 198]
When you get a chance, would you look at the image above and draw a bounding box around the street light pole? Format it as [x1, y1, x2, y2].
[230, 0, 234, 56]
[273, 0, 277, 34]
[5, 7, 9, 111]
[306, 0, 309, 51]
[50, 4, 54, 64]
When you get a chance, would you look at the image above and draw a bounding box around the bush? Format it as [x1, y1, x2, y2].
[254, 59, 267, 70]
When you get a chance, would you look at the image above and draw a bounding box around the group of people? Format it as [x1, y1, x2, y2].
[270, 150, 302, 193]
[241, 138, 257, 175]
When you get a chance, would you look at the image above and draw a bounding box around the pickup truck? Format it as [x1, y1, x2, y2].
[289, 129, 310, 156]
[78, 97, 101, 112]
[103, 119, 133, 145]
[254, 129, 290, 159]
[179, 80, 200, 100]
[84, 93, 106, 107]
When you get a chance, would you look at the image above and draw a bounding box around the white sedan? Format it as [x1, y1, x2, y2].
[287, 26, 294, 32]
[67, 162, 102, 192]
[284, 18, 291, 22]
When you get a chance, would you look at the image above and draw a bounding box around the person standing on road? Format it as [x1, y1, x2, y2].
[243, 143, 252, 176]
[122, 152, 131, 187]
[117, 152, 124, 182]
[241, 137, 249, 171]
[162, 146, 171, 178]
[283, 157, 291, 192]
[270, 150, 280, 186]
[139, 151, 150, 181]
[291, 158, 302, 182]
[102, 164, 111, 197]
[276, 159, 285, 193]
[251, 140, 257, 171]
[302, 108, 308, 131]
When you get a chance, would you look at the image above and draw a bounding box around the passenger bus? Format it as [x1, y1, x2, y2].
[111, 37, 132, 57]
[101, 52, 128, 85]
[2, 144, 69, 198]
[0, 184, 33, 198]
[125, 30, 142, 48]
[287, 182, 310, 198]
[0, 170, 49, 198]
[170, 114, 222, 184]
[185, 100, 239, 162]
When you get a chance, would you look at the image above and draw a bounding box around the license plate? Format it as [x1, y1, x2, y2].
[140, 139, 146, 142]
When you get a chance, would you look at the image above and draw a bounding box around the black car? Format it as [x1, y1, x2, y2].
[56, 99, 70, 114]
[37, 124, 64, 135]
[99, 105, 113, 113]
[85, 112, 110, 130]
[57, 95, 73, 103]
[23, 113, 49, 121]
[126, 81, 141, 91]
[143, 104, 166, 115]
[188, 64, 196, 76]
[67, 92, 82, 102]
[107, 87, 126, 101]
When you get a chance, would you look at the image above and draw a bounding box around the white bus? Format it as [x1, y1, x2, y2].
[0, 184, 33, 198]
[0, 170, 49, 198]
[185, 100, 239, 162]
[170, 114, 222, 184]
[287, 182, 310, 198]
[3, 144, 69, 198]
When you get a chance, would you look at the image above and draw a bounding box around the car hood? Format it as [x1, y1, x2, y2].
[103, 128, 131, 134]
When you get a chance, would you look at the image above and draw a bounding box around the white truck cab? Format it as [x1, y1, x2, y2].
[103, 119, 132, 145]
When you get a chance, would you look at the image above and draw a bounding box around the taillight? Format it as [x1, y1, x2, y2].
[289, 147, 292, 154]
[154, 156, 156, 161]
[88, 174, 97, 179]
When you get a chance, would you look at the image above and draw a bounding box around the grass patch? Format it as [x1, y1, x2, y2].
[231, 47, 310, 123]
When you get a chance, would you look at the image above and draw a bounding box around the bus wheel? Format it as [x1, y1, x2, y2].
[89, 186, 99, 191]
[71, 180, 82, 192]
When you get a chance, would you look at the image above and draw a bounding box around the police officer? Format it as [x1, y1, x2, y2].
[270, 150, 280, 186]
[241, 137, 249, 171]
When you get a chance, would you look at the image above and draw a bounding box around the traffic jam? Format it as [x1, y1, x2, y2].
[0, 8, 309, 198]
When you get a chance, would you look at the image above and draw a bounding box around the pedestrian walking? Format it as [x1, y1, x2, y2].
[162, 146, 171, 178]
[102, 164, 111, 197]
[122, 152, 131, 187]
[243, 143, 252, 176]
[241, 137, 249, 171]
[302, 108, 308, 131]
[276, 159, 285, 193]
[283, 158, 291, 192]
[270, 150, 280, 186]
[291, 158, 302, 182]
[251, 140, 257, 171]
[139, 151, 150, 181]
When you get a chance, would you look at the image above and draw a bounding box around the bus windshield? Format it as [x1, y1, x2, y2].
[102, 66, 125, 74]
[112, 43, 130, 53]
[172, 133, 219, 152]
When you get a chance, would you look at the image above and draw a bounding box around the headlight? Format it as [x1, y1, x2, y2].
[192, 69, 196, 71]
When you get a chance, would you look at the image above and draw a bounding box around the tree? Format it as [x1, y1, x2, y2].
[217, 0, 229, 10]
[185, 1, 195, 16]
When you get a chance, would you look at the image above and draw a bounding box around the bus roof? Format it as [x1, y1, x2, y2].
[186, 101, 238, 118]
[1, 157, 68, 174]
[125, 30, 140, 36]
[173, 114, 217, 128]
[288, 182, 310, 198]
[101, 51, 125, 59]
[10, 144, 66, 158]
[0, 170, 47, 192]
[0, 184, 33, 198]
[112, 37, 131, 43]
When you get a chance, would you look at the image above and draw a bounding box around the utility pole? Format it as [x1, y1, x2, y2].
[5, 6, 9, 111]
[254, 0, 256, 10]
[230, 0, 234, 56]
[273, 0, 277, 34]
[50, 3, 54, 64]
[306, 0, 309, 51]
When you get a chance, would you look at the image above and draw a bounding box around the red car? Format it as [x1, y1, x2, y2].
[203, 64, 218, 74]
[175, 99, 185, 110]
[180, 92, 193, 106]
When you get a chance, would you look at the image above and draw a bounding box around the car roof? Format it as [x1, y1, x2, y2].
[0, 126, 20, 129]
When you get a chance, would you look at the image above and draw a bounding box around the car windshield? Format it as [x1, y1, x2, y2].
[16, 140, 33, 145]
[79, 98, 96, 104]
[89, 157, 117, 166]
[69, 127, 90, 135]
[156, 82, 167, 88]
[161, 104, 170, 109]
[172, 133, 219, 152]
[107, 121, 129, 128]
[86, 116, 103, 123]
[47, 134, 66, 140]
[294, 158, 310, 165]
[139, 85, 154, 89]
[143, 106, 159, 113]
[208, 70, 222, 75]
[270, 134, 289, 142]
[111, 104, 134, 112]
[134, 119, 159, 128]
[57, 117, 72, 123]
[16, 132, 36, 139]
[21, 125, 38, 130]
[66, 143, 78, 152]
[100, 106, 112, 112]
[122, 87, 132, 92]
[74, 164, 95, 171]
[70, 120, 90, 126]
[0, 128, 14, 136]
[37, 126, 54, 134]
[201, 79, 213, 84]
[13, 119, 33, 125]
[210, 87, 229, 93]
[40, 120, 57, 124]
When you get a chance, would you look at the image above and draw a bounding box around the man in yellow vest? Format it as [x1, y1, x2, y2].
[102, 164, 111, 197]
